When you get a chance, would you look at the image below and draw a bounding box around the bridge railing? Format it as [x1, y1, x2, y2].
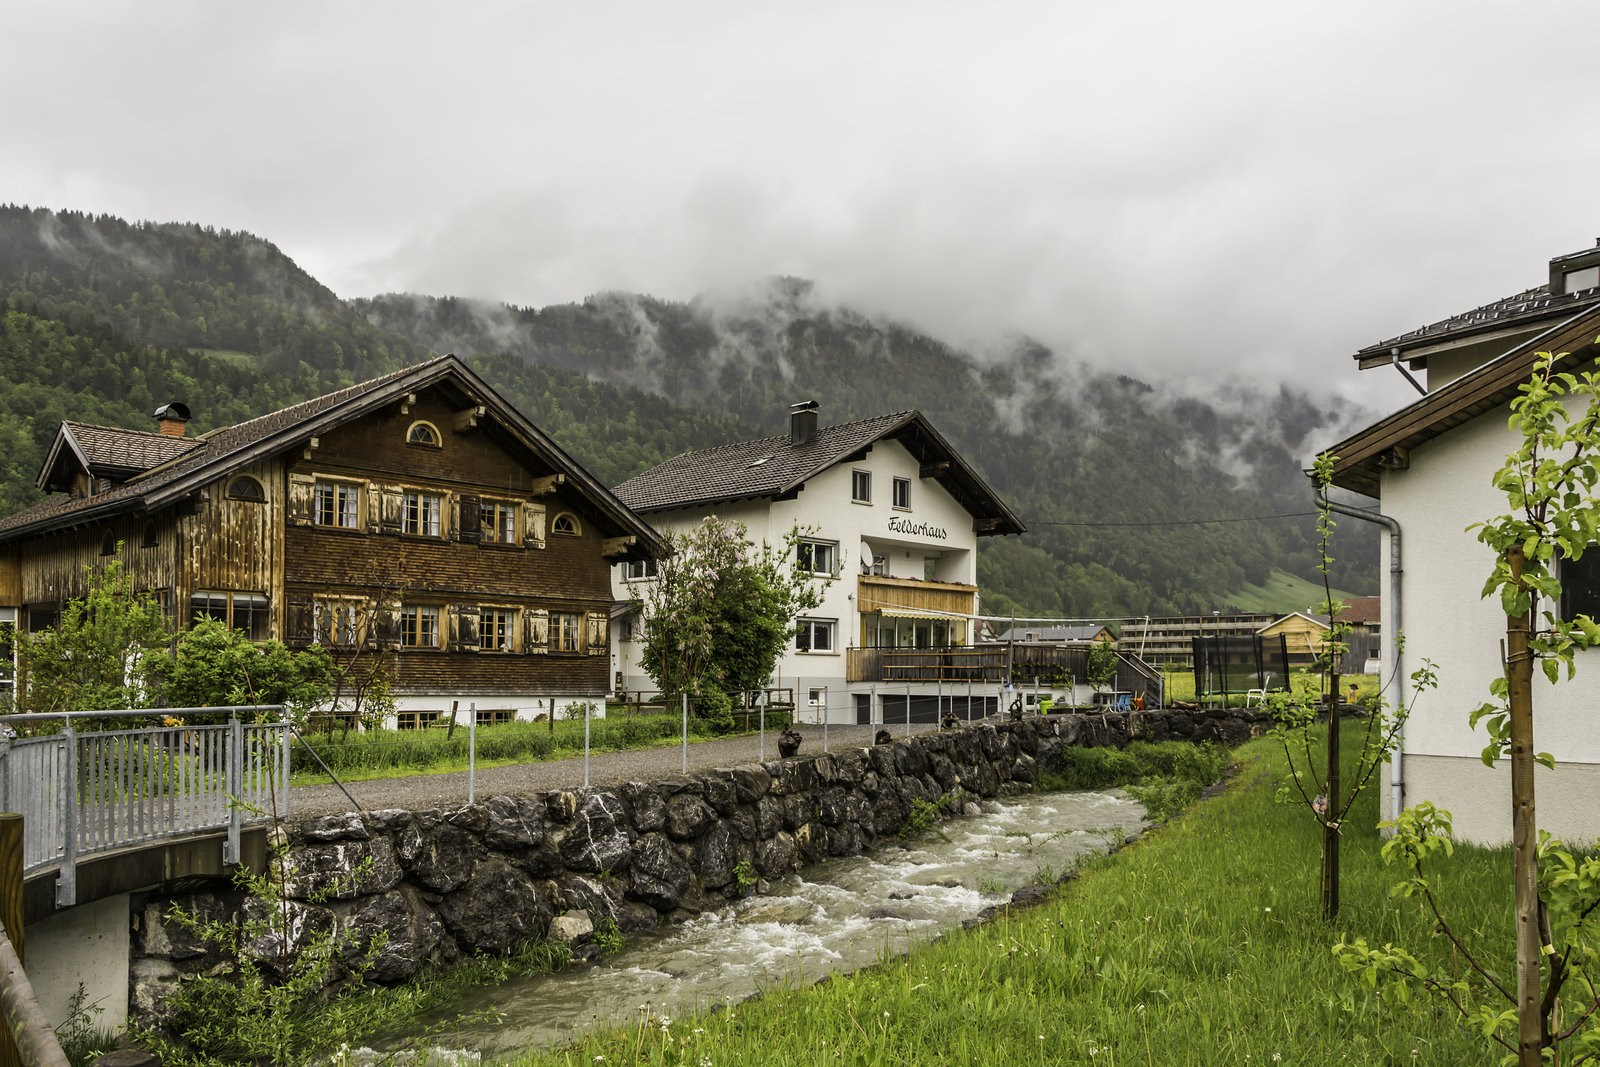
[0, 707, 289, 907]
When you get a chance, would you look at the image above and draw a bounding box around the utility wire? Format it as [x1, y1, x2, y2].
[1023, 509, 1327, 528]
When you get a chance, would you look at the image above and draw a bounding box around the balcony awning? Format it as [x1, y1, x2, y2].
[876, 606, 965, 620]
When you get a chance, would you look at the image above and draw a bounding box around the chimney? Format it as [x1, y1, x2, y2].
[789, 400, 819, 446]
[153, 402, 192, 437]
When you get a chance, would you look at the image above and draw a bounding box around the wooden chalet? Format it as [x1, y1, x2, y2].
[0, 355, 669, 725]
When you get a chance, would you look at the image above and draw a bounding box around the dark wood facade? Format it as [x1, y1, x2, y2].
[0, 357, 666, 712]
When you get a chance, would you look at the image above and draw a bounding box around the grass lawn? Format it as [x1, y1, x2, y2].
[509, 720, 1514, 1066]
[1226, 568, 1368, 616]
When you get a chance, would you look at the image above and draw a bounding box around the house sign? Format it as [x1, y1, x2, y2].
[887, 516, 948, 540]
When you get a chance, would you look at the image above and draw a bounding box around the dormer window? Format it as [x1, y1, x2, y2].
[407, 421, 441, 448]
[227, 476, 265, 502]
[1565, 266, 1600, 294]
[551, 513, 580, 536]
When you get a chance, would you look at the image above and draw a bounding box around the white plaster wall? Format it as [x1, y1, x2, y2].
[28, 891, 130, 1030]
[387, 694, 605, 725]
[609, 439, 981, 714]
[1379, 392, 1600, 844]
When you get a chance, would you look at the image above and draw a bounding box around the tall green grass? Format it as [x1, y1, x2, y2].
[290, 709, 793, 782]
[507, 720, 1513, 1066]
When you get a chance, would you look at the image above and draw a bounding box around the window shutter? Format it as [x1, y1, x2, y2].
[284, 594, 314, 646]
[525, 608, 549, 654]
[378, 484, 403, 535]
[287, 474, 315, 527]
[586, 611, 608, 656]
[377, 601, 402, 650]
[449, 604, 481, 652]
[456, 495, 480, 543]
[523, 502, 546, 548]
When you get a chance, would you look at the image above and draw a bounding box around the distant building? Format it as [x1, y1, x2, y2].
[996, 624, 1114, 644]
[609, 401, 1025, 719]
[1256, 612, 1332, 669]
[1120, 614, 1276, 670]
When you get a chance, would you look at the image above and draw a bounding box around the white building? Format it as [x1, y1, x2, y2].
[1325, 240, 1600, 846]
[610, 402, 1025, 722]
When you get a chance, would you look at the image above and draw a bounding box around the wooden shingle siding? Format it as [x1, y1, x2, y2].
[392, 652, 609, 695]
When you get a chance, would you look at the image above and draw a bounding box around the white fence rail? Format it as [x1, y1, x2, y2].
[0, 707, 289, 907]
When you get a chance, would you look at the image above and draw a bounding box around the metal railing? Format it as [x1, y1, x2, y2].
[0, 707, 289, 907]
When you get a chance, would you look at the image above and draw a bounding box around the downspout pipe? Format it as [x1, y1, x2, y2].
[1322, 497, 1405, 820]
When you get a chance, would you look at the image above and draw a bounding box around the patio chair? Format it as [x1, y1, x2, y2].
[1244, 672, 1274, 708]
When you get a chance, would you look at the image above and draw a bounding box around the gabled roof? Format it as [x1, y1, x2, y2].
[1354, 243, 1600, 370]
[37, 422, 202, 491]
[1326, 302, 1600, 497]
[612, 410, 1026, 536]
[1258, 611, 1331, 634]
[1339, 596, 1381, 625]
[0, 355, 670, 559]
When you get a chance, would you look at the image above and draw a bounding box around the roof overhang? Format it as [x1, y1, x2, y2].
[1325, 304, 1600, 499]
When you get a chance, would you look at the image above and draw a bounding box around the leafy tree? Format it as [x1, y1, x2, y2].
[145, 617, 335, 726]
[634, 518, 830, 704]
[1085, 639, 1119, 694]
[15, 556, 172, 714]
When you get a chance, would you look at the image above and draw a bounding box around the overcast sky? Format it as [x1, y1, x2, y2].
[6, 0, 1598, 418]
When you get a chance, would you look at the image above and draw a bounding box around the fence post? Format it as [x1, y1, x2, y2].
[821, 686, 828, 753]
[584, 699, 591, 788]
[468, 703, 477, 805]
[224, 714, 242, 866]
[759, 694, 765, 762]
[57, 719, 77, 908]
[279, 720, 291, 820]
[681, 693, 688, 774]
[0, 811, 19, 1067]
[905, 679, 911, 739]
[870, 684, 877, 730]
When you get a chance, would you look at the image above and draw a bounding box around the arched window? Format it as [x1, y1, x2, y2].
[407, 421, 441, 448]
[142, 521, 159, 547]
[227, 476, 265, 501]
[551, 512, 580, 536]
[100, 530, 116, 556]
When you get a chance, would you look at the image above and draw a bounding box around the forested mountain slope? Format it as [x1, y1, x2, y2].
[0, 205, 1376, 616]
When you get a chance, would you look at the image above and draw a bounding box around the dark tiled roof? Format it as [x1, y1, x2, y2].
[998, 625, 1111, 642]
[0, 355, 670, 560]
[613, 412, 918, 512]
[66, 422, 201, 473]
[1356, 284, 1600, 359]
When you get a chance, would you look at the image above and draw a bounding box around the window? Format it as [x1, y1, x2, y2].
[190, 591, 270, 639]
[403, 491, 443, 537]
[550, 611, 581, 652]
[396, 710, 441, 731]
[476, 708, 515, 727]
[795, 618, 836, 653]
[624, 558, 658, 581]
[407, 421, 441, 447]
[893, 477, 911, 509]
[1562, 549, 1600, 622]
[402, 605, 441, 648]
[26, 604, 59, 634]
[851, 470, 871, 503]
[100, 530, 116, 556]
[479, 500, 517, 543]
[618, 617, 635, 642]
[797, 539, 836, 575]
[0, 620, 14, 689]
[314, 481, 360, 529]
[313, 598, 359, 646]
[481, 607, 517, 652]
[141, 521, 159, 547]
[551, 512, 580, 536]
[228, 477, 265, 501]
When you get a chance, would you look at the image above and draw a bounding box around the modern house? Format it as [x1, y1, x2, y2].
[0, 355, 669, 726]
[609, 402, 1026, 721]
[1119, 614, 1277, 669]
[1323, 240, 1600, 845]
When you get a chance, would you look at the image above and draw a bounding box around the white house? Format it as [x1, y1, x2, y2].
[609, 401, 1026, 722]
[1324, 240, 1600, 846]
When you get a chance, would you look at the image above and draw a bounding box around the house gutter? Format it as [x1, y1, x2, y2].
[1321, 497, 1405, 819]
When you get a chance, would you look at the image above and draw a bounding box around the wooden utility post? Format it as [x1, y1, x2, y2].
[1506, 547, 1541, 1066]
[0, 812, 23, 1067]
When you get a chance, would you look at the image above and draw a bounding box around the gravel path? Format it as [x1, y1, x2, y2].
[288, 722, 945, 820]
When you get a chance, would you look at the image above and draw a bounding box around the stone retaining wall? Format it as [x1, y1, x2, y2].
[128, 708, 1270, 1022]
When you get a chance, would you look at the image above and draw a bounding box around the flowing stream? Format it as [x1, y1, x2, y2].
[394, 788, 1147, 1059]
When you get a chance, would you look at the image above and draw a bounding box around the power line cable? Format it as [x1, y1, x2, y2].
[1022, 510, 1326, 528]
